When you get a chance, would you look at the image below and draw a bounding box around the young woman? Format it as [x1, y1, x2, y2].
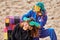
[12, 20, 40, 40]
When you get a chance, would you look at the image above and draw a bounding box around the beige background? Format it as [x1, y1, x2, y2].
[0, 0, 60, 40]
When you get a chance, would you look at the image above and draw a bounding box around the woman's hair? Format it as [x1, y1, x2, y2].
[30, 26, 39, 37]
[20, 21, 39, 37]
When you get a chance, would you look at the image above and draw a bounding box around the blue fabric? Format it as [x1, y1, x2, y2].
[33, 28, 57, 40]
[22, 10, 47, 28]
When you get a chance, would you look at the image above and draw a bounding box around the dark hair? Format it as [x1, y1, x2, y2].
[30, 26, 39, 37]
[20, 21, 39, 38]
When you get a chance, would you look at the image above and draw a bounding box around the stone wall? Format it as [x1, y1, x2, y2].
[0, 0, 60, 40]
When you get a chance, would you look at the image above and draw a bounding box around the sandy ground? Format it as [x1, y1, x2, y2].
[0, 0, 60, 40]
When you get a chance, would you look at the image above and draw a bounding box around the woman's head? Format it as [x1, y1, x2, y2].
[20, 21, 40, 37]
[20, 21, 33, 30]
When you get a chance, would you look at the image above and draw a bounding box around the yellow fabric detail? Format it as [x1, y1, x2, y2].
[4, 32, 8, 40]
[5, 18, 9, 23]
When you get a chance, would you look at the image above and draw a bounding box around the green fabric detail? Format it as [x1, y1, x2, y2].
[34, 22, 40, 27]
[23, 17, 40, 27]
[36, 2, 45, 10]
[23, 17, 30, 21]
[29, 21, 40, 27]
[29, 21, 35, 26]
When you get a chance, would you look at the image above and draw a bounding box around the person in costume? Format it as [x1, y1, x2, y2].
[22, 2, 57, 40]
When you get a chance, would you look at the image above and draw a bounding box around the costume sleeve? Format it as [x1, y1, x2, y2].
[22, 10, 32, 21]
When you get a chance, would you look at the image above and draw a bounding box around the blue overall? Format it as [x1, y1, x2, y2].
[22, 10, 57, 40]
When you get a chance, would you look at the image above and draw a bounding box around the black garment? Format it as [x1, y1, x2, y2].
[12, 23, 33, 40]
[8, 30, 12, 40]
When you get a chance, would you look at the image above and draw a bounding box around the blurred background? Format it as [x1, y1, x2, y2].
[0, 0, 60, 40]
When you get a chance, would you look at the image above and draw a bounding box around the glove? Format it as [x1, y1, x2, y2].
[29, 21, 40, 28]
[23, 17, 31, 21]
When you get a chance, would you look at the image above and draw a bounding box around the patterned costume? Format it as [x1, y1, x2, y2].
[22, 2, 57, 40]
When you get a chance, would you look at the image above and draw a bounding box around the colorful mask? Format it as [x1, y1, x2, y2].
[33, 5, 41, 12]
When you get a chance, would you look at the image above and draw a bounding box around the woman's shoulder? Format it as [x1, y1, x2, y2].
[14, 23, 22, 31]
